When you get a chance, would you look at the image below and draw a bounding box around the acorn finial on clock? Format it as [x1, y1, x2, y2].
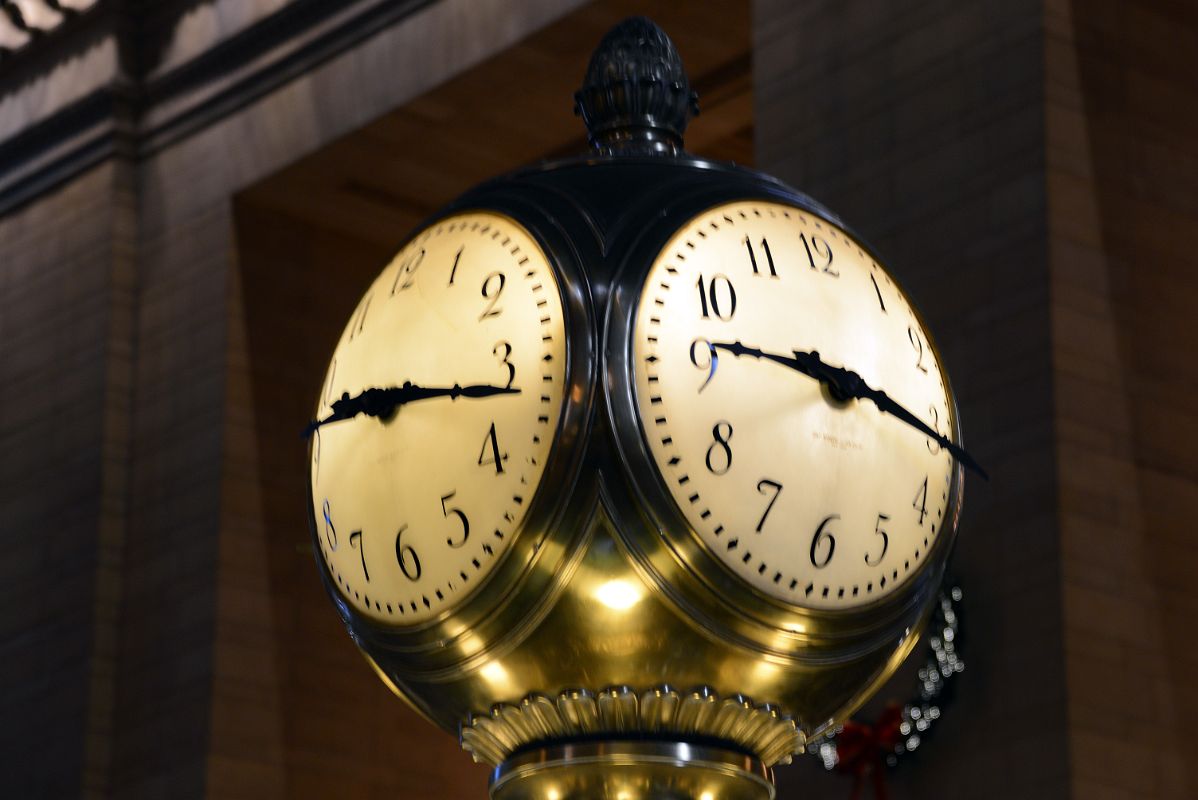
[574, 16, 699, 155]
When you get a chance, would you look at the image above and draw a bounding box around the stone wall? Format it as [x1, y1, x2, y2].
[0, 1, 590, 796]
[755, 1, 1066, 796]
[1048, 0, 1197, 796]
[0, 160, 130, 799]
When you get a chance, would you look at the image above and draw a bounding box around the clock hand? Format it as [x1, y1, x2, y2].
[692, 337, 827, 392]
[304, 382, 520, 437]
[705, 340, 988, 480]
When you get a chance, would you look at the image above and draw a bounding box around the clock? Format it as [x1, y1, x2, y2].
[304, 19, 983, 793]
[309, 210, 569, 626]
[610, 197, 966, 630]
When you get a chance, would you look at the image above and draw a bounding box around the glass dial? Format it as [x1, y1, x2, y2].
[311, 211, 567, 625]
[631, 200, 954, 610]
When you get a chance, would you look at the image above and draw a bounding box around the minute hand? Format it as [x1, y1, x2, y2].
[707, 340, 988, 480]
[304, 381, 519, 437]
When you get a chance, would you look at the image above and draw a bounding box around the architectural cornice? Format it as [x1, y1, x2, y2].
[0, 1, 100, 56]
[0, 0, 433, 215]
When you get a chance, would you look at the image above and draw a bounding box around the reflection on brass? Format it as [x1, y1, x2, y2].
[360, 508, 938, 752]
[490, 740, 774, 800]
[461, 686, 803, 768]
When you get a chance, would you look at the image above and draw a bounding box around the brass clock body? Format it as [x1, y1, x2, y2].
[305, 16, 971, 798]
[307, 157, 964, 747]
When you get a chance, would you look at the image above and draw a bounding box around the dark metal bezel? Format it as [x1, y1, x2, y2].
[603, 188, 965, 661]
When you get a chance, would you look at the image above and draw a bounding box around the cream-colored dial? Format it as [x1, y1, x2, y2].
[311, 211, 567, 625]
[632, 200, 955, 610]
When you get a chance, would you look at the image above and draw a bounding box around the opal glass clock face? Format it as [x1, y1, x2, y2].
[311, 211, 567, 625]
[632, 200, 954, 610]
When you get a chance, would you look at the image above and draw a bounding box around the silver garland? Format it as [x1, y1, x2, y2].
[808, 585, 964, 769]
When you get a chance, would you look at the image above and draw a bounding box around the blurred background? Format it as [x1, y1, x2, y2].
[1, 0, 1194, 797]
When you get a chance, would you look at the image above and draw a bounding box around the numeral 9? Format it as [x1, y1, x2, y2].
[689, 338, 717, 392]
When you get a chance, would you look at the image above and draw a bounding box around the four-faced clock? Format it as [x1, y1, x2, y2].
[630, 199, 972, 610]
[298, 20, 985, 790]
[309, 211, 567, 625]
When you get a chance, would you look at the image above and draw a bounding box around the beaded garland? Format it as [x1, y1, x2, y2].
[807, 585, 965, 773]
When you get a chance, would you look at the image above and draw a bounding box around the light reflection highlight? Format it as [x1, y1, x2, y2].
[480, 660, 510, 690]
[595, 579, 643, 611]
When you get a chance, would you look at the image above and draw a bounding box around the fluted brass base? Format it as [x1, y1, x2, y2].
[489, 740, 774, 800]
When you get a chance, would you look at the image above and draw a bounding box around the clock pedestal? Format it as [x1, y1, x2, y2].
[443, 514, 904, 800]
[491, 741, 772, 800]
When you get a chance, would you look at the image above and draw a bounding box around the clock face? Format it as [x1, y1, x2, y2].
[311, 211, 567, 625]
[631, 200, 955, 610]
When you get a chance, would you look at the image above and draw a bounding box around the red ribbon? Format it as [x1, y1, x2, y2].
[833, 703, 904, 800]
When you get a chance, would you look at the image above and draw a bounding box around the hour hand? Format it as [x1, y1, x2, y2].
[304, 381, 519, 437]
